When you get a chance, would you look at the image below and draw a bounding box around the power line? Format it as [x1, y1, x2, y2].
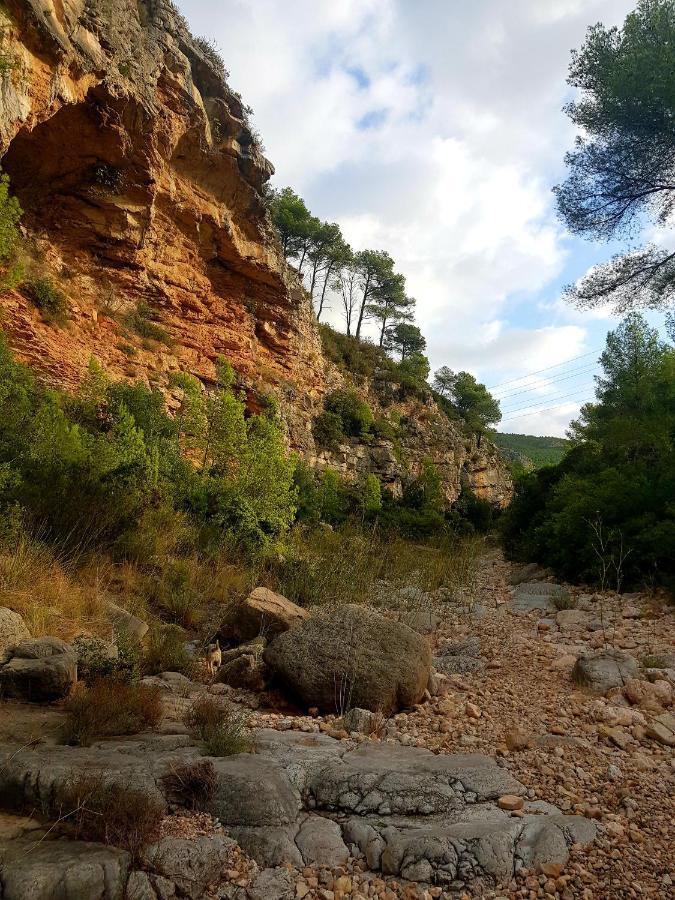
[502, 397, 594, 422]
[487, 349, 603, 391]
[494, 364, 599, 401]
[501, 386, 596, 415]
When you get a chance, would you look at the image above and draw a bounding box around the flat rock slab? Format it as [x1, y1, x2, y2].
[308, 743, 524, 816]
[0, 839, 130, 900]
[511, 583, 565, 614]
[0, 727, 598, 891]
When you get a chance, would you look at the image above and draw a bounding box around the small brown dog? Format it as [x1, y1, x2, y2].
[205, 640, 222, 677]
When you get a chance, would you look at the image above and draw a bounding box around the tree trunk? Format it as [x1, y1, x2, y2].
[317, 261, 335, 321]
[355, 274, 372, 340]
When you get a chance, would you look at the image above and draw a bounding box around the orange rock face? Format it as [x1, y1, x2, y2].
[0, 0, 324, 450]
[0, 0, 512, 504]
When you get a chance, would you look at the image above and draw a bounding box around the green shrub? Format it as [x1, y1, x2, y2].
[72, 635, 140, 684]
[312, 410, 344, 449]
[184, 695, 251, 756]
[126, 302, 173, 346]
[553, 591, 576, 611]
[24, 277, 68, 324]
[359, 473, 382, 519]
[0, 172, 21, 262]
[371, 416, 397, 440]
[324, 388, 374, 437]
[143, 623, 195, 676]
[194, 36, 229, 79]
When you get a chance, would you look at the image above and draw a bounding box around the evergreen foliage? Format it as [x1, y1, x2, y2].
[0, 342, 296, 553]
[501, 314, 675, 588]
[555, 0, 675, 312]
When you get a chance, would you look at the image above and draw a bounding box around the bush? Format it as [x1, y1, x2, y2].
[72, 635, 140, 684]
[553, 591, 576, 611]
[62, 679, 163, 746]
[324, 388, 374, 437]
[143, 624, 195, 677]
[184, 695, 251, 756]
[160, 759, 217, 810]
[24, 276, 68, 324]
[56, 776, 163, 862]
[126, 302, 173, 346]
[312, 410, 344, 449]
[0, 172, 21, 262]
[371, 416, 397, 440]
[194, 36, 229, 79]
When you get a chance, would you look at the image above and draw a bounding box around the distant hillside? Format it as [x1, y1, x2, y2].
[493, 433, 570, 470]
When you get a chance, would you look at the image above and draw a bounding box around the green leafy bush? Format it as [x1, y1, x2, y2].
[24, 276, 68, 324]
[0, 172, 21, 262]
[312, 410, 344, 449]
[143, 624, 195, 676]
[126, 302, 173, 346]
[184, 695, 251, 756]
[72, 635, 140, 684]
[324, 388, 374, 437]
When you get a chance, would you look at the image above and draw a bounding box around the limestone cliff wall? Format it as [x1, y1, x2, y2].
[0, 0, 512, 506]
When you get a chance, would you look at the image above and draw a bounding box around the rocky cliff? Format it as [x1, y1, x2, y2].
[0, 0, 512, 506]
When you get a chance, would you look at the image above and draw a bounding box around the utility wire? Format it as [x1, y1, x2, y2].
[494, 364, 599, 401]
[502, 397, 594, 422]
[501, 386, 596, 415]
[487, 349, 603, 391]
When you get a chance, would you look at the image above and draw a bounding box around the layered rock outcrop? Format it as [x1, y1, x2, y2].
[0, 0, 512, 504]
[0, 0, 324, 447]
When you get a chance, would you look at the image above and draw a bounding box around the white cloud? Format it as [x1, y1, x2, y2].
[177, 0, 634, 435]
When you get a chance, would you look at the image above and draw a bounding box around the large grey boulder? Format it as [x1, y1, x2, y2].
[0, 607, 30, 659]
[0, 839, 130, 900]
[105, 601, 148, 643]
[572, 649, 639, 694]
[263, 604, 432, 714]
[0, 739, 175, 813]
[142, 835, 236, 899]
[221, 587, 309, 644]
[0, 636, 77, 701]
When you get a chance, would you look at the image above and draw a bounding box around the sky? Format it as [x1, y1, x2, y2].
[176, 0, 669, 436]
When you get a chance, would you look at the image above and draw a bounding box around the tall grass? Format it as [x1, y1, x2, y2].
[262, 525, 481, 612]
[0, 530, 108, 638]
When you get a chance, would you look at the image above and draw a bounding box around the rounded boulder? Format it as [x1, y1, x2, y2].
[263, 604, 432, 714]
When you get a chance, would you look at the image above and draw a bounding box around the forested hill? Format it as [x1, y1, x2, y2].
[493, 433, 570, 469]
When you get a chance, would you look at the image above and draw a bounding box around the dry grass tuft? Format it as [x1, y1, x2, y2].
[0, 534, 108, 638]
[56, 775, 164, 862]
[62, 678, 163, 746]
[184, 695, 251, 756]
[160, 759, 217, 810]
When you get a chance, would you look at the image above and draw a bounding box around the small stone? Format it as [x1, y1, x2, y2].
[505, 726, 532, 751]
[498, 794, 524, 811]
[465, 701, 481, 718]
